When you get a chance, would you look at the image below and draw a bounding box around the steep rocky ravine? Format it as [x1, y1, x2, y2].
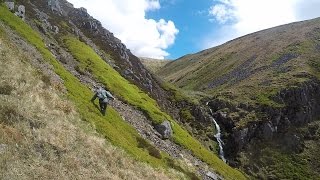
[0, 1, 235, 179]
[1, 19, 222, 179]
[0, 22, 189, 180]
[156, 13, 320, 178]
[207, 78, 320, 178]
[24, 0, 217, 154]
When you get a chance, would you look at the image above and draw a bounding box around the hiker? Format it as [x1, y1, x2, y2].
[91, 86, 115, 116]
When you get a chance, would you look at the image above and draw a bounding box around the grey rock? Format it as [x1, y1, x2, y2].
[83, 21, 99, 31]
[226, 79, 320, 157]
[72, 27, 81, 37]
[37, 11, 49, 22]
[155, 120, 172, 139]
[48, 0, 62, 15]
[208, 55, 258, 89]
[274, 115, 281, 125]
[234, 128, 248, 149]
[143, 78, 153, 92]
[192, 105, 211, 123]
[78, 7, 89, 17]
[15, 5, 25, 20]
[53, 25, 59, 34]
[34, 8, 60, 34]
[219, 111, 227, 119]
[262, 122, 275, 140]
[283, 134, 303, 152]
[68, 7, 162, 98]
[178, 153, 184, 159]
[194, 160, 200, 166]
[271, 53, 299, 68]
[124, 69, 133, 75]
[206, 171, 221, 180]
[0, 144, 7, 154]
[316, 44, 320, 51]
[5, 1, 14, 11]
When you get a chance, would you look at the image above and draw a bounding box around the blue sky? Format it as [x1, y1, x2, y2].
[147, 0, 218, 58]
[68, 0, 320, 60]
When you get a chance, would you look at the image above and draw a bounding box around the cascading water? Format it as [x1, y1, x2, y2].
[207, 102, 226, 163]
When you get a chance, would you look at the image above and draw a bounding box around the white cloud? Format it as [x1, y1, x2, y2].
[208, 4, 235, 24]
[145, 0, 161, 10]
[205, 0, 320, 48]
[67, 0, 178, 59]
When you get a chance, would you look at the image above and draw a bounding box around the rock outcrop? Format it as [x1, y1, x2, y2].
[5, 2, 14, 11]
[66, 6, 155, 93]
[262, 122, 276, 140]
[5, 2, 25, 20]
[58, 0, 214, 141]
[0, 0, 244, 178]
[155, 120, 173, 139]
[48, 0, 63, 15]
[208, 78, 320, 161]
[15, 1, 211, 138]
[15, 5, 25, 20]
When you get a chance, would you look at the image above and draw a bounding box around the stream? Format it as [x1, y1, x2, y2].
[207, 102, 227, 163]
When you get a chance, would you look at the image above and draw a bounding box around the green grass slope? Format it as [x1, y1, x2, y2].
[140, 57, 170, 74]
[0, 26, 184, 180]
[63, 36, 171, 125]
[157, 15, 320, 179]
[158, 17, 320, 106]
[0, 5, 246, 179]
[0, 5, 168, 168]
[63, 36, 246, 179]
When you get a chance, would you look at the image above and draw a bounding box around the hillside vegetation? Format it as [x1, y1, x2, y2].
[0, 24, 182, 179]
[140, 57, 170, 74]
[159, 17, 320, 107]
[158, 16, 320, 179]
[62, 36, 245, 179]
[0, 5, 168, 168]
[0, 4, 246, 179]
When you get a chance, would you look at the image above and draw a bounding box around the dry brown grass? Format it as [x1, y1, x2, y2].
[0, 33, 185, 180]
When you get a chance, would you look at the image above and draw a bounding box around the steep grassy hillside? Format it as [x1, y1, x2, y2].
[0, 24, 183, 179]
[0, 5, 188, 175]
[0, 5, 168, 168]
[0, 4, 246, 179]
[140, 57, 170, 74]
[62, 36, 246, 179]
[159, 17, 320, 106]
[158, 17, 320, 179]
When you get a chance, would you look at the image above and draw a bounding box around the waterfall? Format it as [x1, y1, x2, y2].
[207, 102, 226, 163]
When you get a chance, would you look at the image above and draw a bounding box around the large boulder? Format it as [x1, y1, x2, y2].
[5, 2, 14, 11]
[155, 120, 172, 139]
[206, 171, 222, 180]
[14, 5, 25, 20]
[48, 0, 62, 15]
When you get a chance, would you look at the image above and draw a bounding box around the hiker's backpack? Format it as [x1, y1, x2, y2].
[97, 89, 107, 100]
